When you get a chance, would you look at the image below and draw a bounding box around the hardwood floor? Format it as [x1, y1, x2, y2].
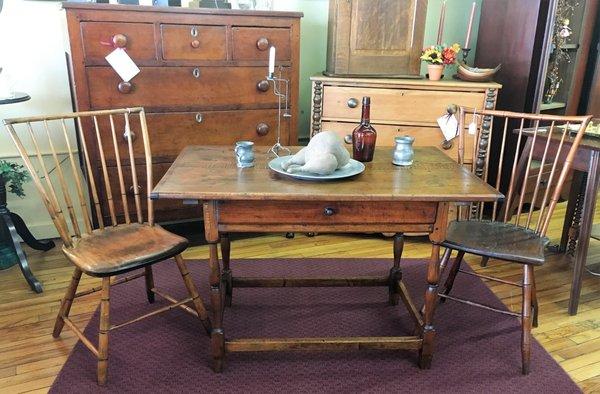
[0, 201, 599, 393]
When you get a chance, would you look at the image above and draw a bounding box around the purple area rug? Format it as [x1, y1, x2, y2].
[50, 258, 579, 393]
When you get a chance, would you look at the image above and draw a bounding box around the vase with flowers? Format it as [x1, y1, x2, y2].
[421, 43, 460, 81]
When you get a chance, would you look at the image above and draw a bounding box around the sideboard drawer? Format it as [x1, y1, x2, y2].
[322, 121, 474, 164]
[232, 27, 291, 60]
[161, 24, 227, 60]
[97, 109, 289, 163]
[86, 66, 285, 109]
[218, 200, 438, 225]
[322, 86, 484, 124]
[81, 22, 156, 64]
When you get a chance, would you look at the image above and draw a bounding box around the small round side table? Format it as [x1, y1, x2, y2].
[1, 92, 55, 293]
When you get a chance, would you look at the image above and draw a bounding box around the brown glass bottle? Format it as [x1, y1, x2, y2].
[352, 96, 377, 162]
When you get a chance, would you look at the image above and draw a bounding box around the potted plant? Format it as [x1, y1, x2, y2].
[420, 43, 461, 81]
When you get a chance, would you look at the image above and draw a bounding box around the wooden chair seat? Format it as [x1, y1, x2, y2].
[62, 223, 188, 277]
[442, 220, 547, 266]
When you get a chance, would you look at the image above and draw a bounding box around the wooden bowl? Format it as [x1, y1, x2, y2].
[456, 62, 501, 82]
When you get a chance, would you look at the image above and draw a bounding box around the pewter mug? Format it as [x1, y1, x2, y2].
[235, 141, 255, 168]
[392, 135, 415, 166]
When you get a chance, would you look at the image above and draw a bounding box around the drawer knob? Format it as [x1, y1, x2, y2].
[256, 122, 270, 136]
[256, 79, 270, 92]
[256, 37, 269, 51]
[117, 81, 132, 94]
[129, 185, 142, 195]
[195, 113, 203, 123]
[441, 139, 453, 150]
[323, 207, 335, 216]
[123, 128, 136, 142]
[192, 68, 200, 78]
[343, 134, 352, 144]
[347, 98, 359, 108]
[191, 39, 200, 48]
[112, 34, 127, 48]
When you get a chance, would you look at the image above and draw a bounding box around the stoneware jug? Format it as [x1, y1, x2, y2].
[392, 135, 415, 166]
[235, 141, 255, 168]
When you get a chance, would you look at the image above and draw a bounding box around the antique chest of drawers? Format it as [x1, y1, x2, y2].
[310, 75, 502, 168]
[64, 3, 301, 223]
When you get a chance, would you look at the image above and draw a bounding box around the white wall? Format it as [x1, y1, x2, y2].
[1, 0, 75, 239]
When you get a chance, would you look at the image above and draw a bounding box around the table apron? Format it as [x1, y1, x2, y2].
[216, 200, 438, 233]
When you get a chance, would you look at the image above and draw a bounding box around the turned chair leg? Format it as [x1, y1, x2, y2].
[531, 267, 539, 328]
[439, 250, 464, 304]
[521, 265, 533, 375]
[98, 277, 111, 386]
[53, 268, 82, 338]
[145, 266, 155, 304]
[174, 255, 212, 334]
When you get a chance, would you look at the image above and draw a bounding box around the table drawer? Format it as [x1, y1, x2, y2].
[322, 121, 474, 164]
[81, 22, 156, 64]
[86, 66, 285, 109]
[322, 86, 484, 124]
[232, 27, 291, 61]
[161, 24, 226, 60]
[96, 109, 289, 163]
[218, 200, 437, 225]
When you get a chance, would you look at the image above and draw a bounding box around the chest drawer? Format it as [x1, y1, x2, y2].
[322, 86, 484, 124]
[81, 22, 156, 64]
[232, 27, 291, 61]
[99, 163, 195, 223]
[96, 109, 289, 164]
[161, 24, 227, 60]
[217, 200, 438, 225]
[86, 66, 286, 109]
[323, 121, 474, 164]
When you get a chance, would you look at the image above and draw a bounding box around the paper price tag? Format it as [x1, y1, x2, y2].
[105, 48, 140, 82]
[437, 114, 458, 141]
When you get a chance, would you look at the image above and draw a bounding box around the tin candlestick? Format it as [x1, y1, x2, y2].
[266, 66, 291, 157]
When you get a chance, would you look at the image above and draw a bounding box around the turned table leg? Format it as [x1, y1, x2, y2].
[388, 233, 404, 305]
[204, 201, 225, 371]
[220, 233, 233, 307]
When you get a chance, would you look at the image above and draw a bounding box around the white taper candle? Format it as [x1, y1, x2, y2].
[268, 46, 276, 76]
[465, 2, 476, 48]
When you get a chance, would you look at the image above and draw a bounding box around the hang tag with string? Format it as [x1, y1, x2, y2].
[468, 109, 478, 135]
[437, 112, 458, 141]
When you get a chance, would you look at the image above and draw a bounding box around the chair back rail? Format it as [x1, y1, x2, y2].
[3, 107, 153, 247]
[456, 107, 592, 237]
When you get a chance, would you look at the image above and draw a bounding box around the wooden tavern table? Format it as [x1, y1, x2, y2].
[151, 145, 501, 371]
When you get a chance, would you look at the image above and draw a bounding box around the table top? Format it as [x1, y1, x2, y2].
[0, 92, 30, 105]
[152, 146, 501, 203]
[522, 125, 600, 152]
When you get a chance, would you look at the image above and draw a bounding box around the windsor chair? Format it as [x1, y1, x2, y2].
[3, 107, 211, 385]
[438, 107, 592, 374]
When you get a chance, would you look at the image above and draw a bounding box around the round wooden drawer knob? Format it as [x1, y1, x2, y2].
[256, 122, 270, 136]
[112, 34, 127, 48]
[117, 81, 132, 94]
[441, 139, 453, 150]
[191, 40, 200, 48]
[256, 80, 270, 92]
[256, 37, 269, 51]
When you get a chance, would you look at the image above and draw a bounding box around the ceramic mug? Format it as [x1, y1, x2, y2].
[234, 141, 255, 168]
